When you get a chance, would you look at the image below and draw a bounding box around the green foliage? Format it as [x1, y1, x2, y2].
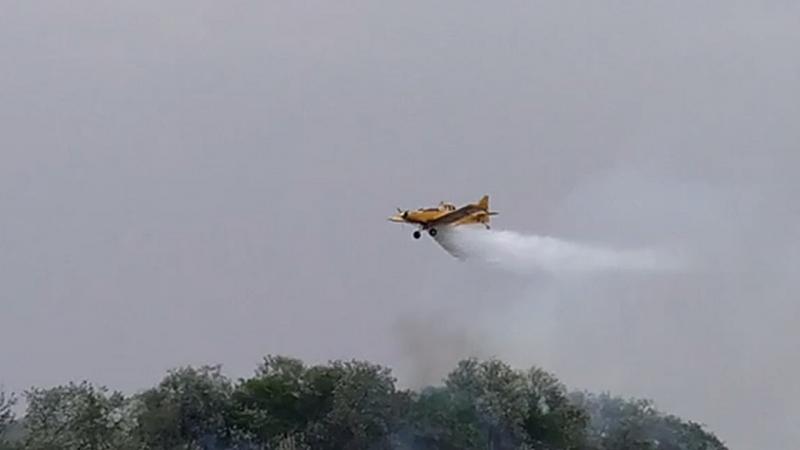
[309, 360, 402, 450]
[231, 356, 402, 450]
[444, 358, 531, 448]
[230, 355, 311, 444]
[572, 392, 727, 450]
[23, 381, 130, 450]
[523, 368, 588, 449]
[400, 386, 485, 449]
[0, 389, 17, 449]
[8, 357, 728, 450]
[131, 365, 233, 450]
[0, 389, 15, 437]
[400, 358, 588, 450]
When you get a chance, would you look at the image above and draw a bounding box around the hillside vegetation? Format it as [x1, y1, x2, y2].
[0, 356, 726, 450]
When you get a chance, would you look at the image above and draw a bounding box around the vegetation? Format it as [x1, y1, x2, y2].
[0, 357, 726, 449]
[0, 389, 17, 450]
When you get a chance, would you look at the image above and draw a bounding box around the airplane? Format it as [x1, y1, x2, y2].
[388, 195, 498, 239]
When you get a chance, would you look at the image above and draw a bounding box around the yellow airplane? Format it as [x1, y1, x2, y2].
[388, 195, 498, 239]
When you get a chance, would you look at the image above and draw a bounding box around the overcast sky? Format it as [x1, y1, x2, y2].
[1, 2, 799, 449]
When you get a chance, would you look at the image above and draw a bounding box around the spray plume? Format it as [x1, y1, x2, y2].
[434, 227, 682, 275]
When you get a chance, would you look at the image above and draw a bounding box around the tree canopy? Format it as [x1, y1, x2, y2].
[0, 389, 17, 450]
[1, 357, 727, 450]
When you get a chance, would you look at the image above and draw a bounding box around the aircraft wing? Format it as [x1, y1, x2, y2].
[426, 204, 481, 227]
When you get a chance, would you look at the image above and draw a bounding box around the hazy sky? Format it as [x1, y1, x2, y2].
[1, 2, 799, 448]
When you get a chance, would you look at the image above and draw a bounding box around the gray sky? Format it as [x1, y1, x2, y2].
[1, 2, 798, 448]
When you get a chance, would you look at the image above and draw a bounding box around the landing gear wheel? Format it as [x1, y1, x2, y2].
[428, 228, 438, 237]
[413, 230, 422, 239]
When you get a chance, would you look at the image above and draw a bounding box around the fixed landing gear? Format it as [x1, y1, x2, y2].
[412, 228, 439, 239]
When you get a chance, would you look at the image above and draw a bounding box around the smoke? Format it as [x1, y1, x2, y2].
[433, 227, 684, 276]
[394, 224, 686, 389]
[393, 314, 493, 389]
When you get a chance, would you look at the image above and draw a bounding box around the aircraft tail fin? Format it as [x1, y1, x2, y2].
[477, 195, 489, 210]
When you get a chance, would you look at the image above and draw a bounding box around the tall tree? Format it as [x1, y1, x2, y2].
[523, 368, 587, 449]
[0, 389, 14, 437]
[571, 392, 727, 450]
[231, 356, 404, 450]
[306, 360, 401, 450]
[444, 358, 531, 449]
[0, 389, 17, 449]
[402, 358, 588, 450]
[23, 382, 130, 450]
[132, 365, 233, 450]
[230, 355, 311, 445]
[400, 386, 485, 450]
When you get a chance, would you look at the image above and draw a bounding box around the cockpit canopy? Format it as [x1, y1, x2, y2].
[417, 202, 456, 212]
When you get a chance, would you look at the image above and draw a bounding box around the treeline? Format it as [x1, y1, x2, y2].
[0, 356, 725, 450]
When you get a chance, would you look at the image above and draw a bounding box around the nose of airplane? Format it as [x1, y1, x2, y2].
[388, 210, 409, 222]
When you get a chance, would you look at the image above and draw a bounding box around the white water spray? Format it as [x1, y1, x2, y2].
[434, 227, 681, 275]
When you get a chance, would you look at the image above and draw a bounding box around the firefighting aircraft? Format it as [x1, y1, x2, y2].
[388, 195, 498, 239]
